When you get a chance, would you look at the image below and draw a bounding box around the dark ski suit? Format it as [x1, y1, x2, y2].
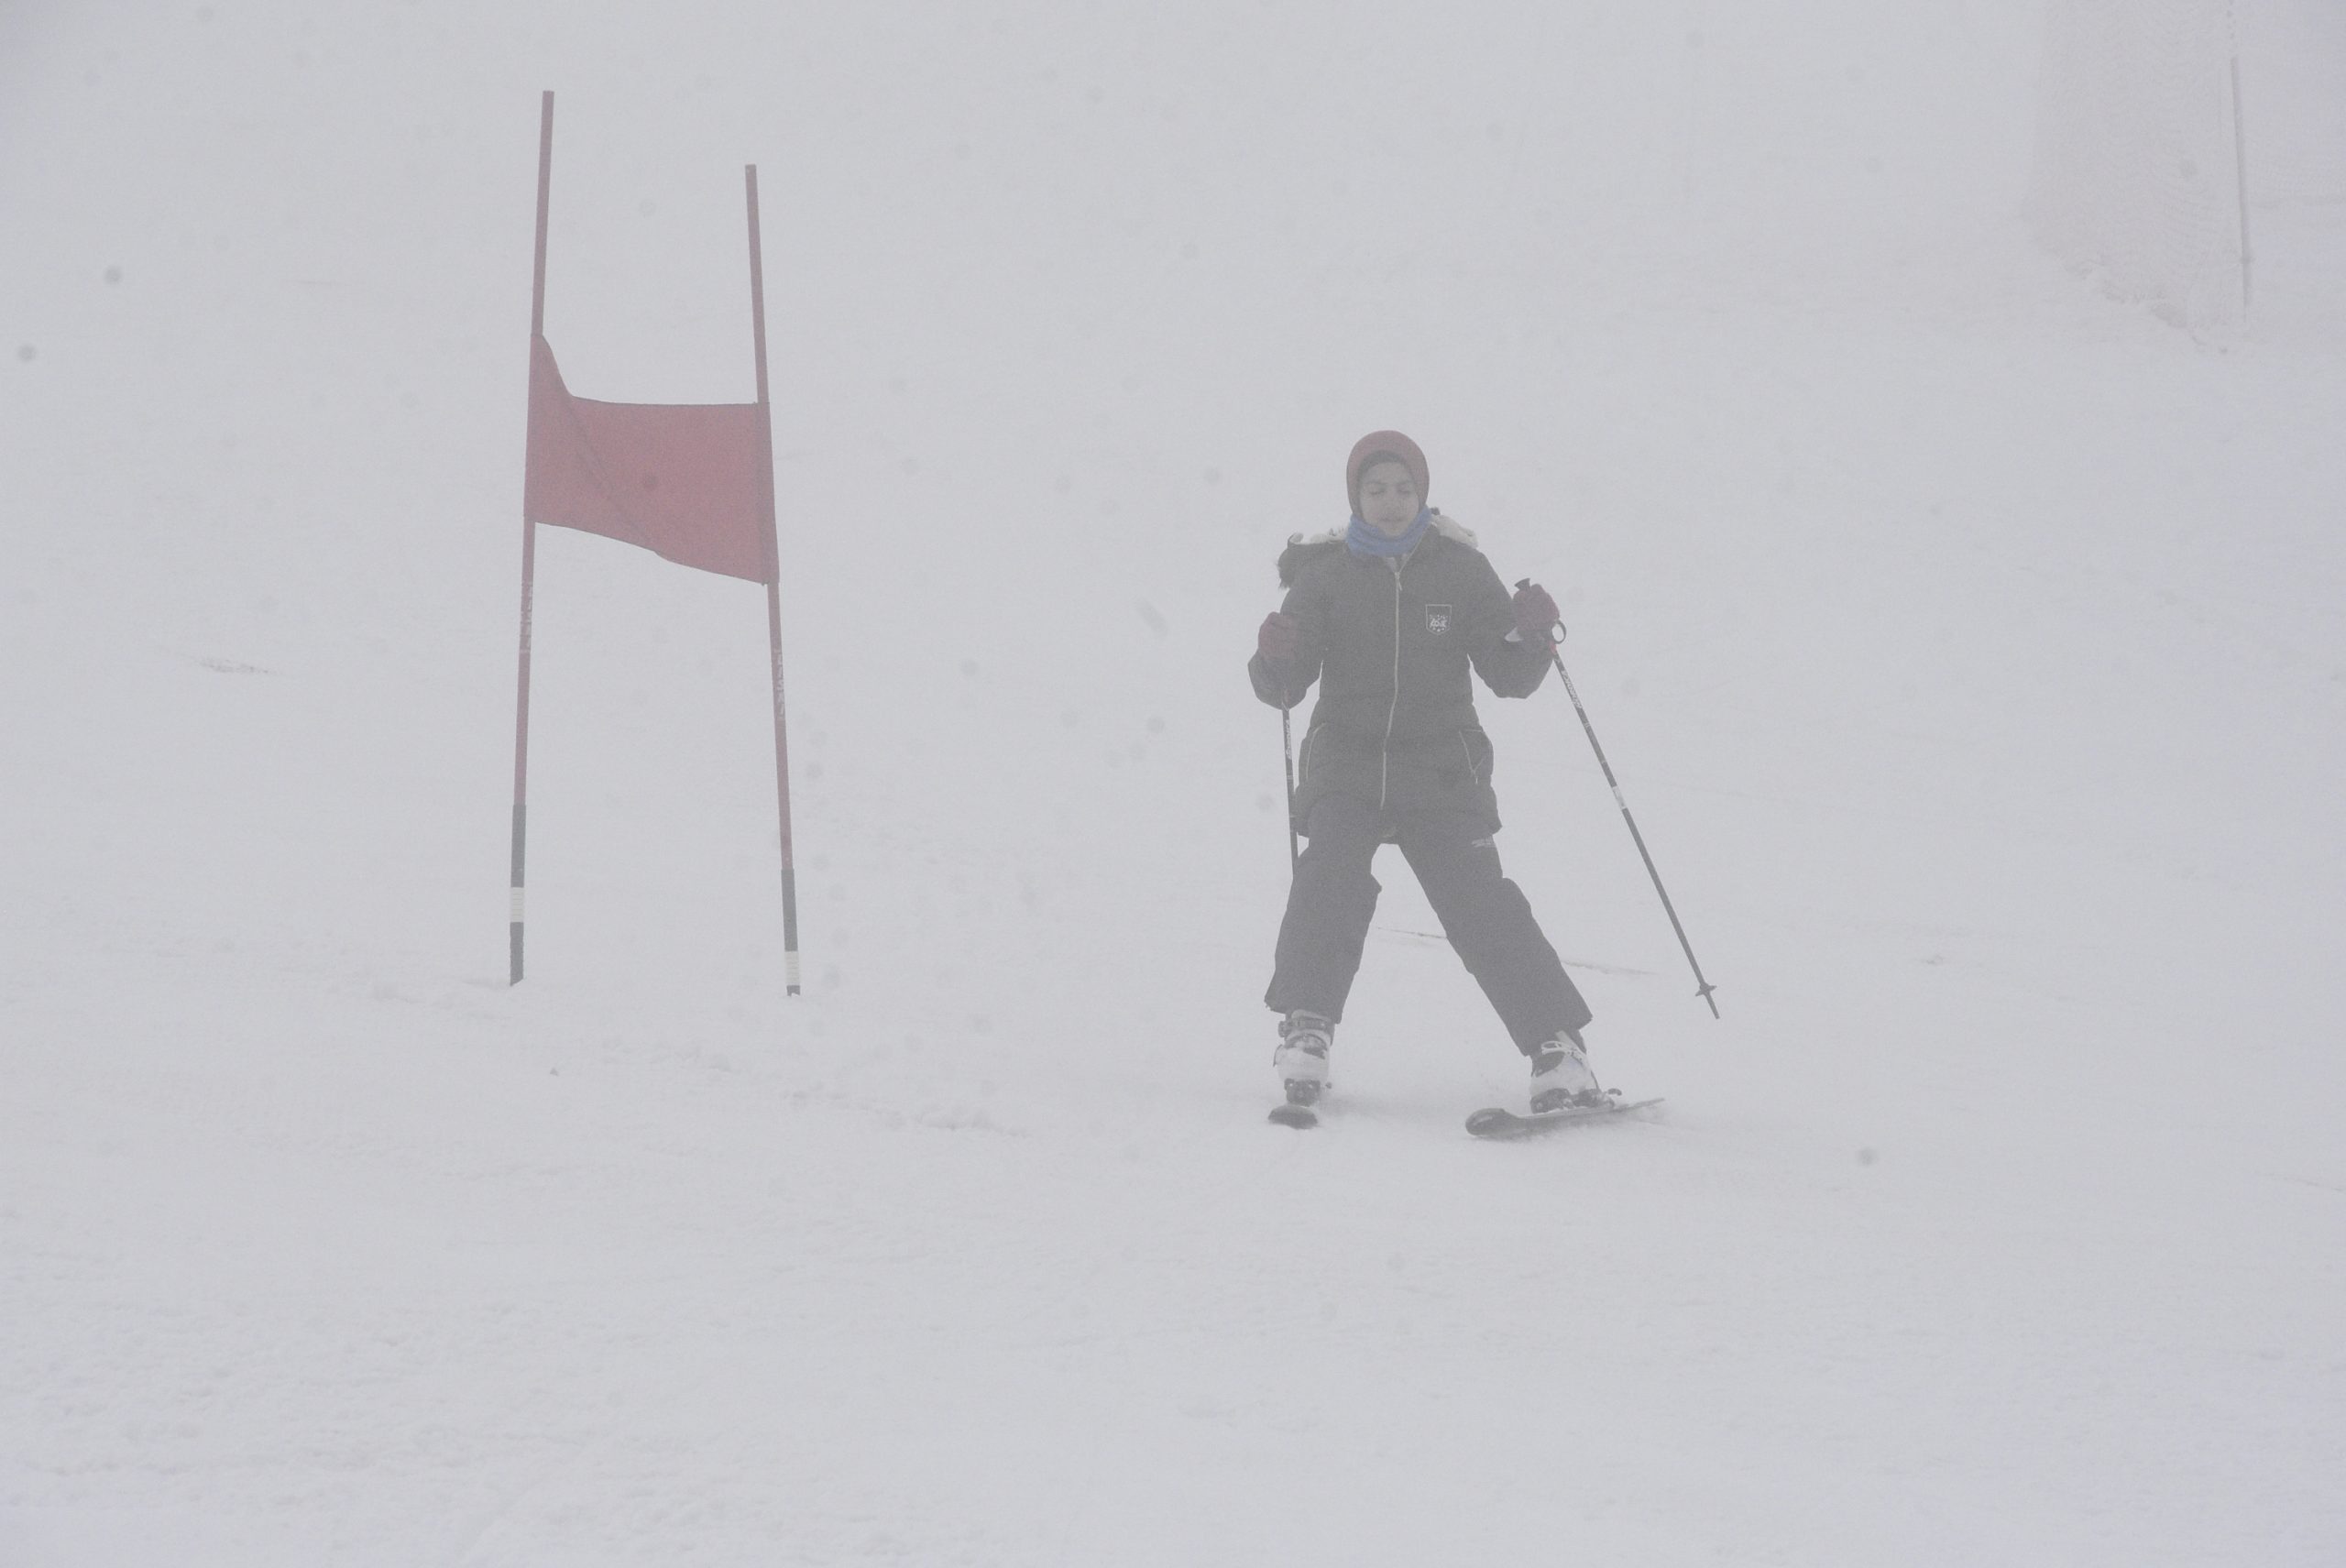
[1249, 514, 1592, 1053]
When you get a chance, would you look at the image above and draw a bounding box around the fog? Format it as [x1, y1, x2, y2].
[4, 2, 2341, 1563]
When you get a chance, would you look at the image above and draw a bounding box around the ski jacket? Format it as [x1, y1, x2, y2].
[1248, 511, 1551, 832]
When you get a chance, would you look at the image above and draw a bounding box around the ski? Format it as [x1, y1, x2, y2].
[1464, 1095, 1662, 1140]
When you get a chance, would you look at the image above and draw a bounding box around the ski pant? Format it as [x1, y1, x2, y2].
[1264, 792, 1592, 1055]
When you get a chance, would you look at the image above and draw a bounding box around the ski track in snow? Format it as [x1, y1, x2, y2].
[5, 1, 2345, 1564]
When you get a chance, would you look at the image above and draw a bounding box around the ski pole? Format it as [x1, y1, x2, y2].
[1518, 580, 1719, 1018]
[1280, 704, 1300, 873]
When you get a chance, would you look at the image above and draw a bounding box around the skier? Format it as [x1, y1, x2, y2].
[1250, 430, 1604, 1116]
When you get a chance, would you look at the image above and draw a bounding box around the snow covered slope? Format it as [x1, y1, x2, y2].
[4, 2, 2342, 1563]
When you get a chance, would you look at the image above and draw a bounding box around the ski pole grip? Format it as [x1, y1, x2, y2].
[1514, 578, 1566, 645]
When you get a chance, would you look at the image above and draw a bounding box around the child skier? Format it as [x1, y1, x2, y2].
[1249, 431, 1603, 1115]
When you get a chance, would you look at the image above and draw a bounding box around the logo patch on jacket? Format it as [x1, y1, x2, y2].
[1424, 604, 1453, 636]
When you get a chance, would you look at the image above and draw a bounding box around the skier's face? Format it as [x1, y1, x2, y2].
[1355, 460, 1421, 536]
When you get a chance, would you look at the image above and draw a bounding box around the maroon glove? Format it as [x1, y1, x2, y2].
[1511, 581, 1562, 646]
[1257, 611, 1300, 664]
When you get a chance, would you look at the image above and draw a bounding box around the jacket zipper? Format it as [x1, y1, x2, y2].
[1379, 556, 1403, 810]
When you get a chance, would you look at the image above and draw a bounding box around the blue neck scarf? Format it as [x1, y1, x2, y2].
[1347, 506, 1433, 559]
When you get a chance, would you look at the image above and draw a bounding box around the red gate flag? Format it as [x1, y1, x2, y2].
[522, 333, 773, 584]
[510, 92, 802, 995]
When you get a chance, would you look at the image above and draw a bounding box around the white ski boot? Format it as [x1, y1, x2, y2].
[1274, 1011, 1334, 1107]
[1528, 1030, 1606, 1113]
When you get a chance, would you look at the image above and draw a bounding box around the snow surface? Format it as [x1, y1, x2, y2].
[4, 2, 2343, 1563]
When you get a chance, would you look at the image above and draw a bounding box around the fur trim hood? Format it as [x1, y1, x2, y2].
[1276, 510, 1480, 588]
